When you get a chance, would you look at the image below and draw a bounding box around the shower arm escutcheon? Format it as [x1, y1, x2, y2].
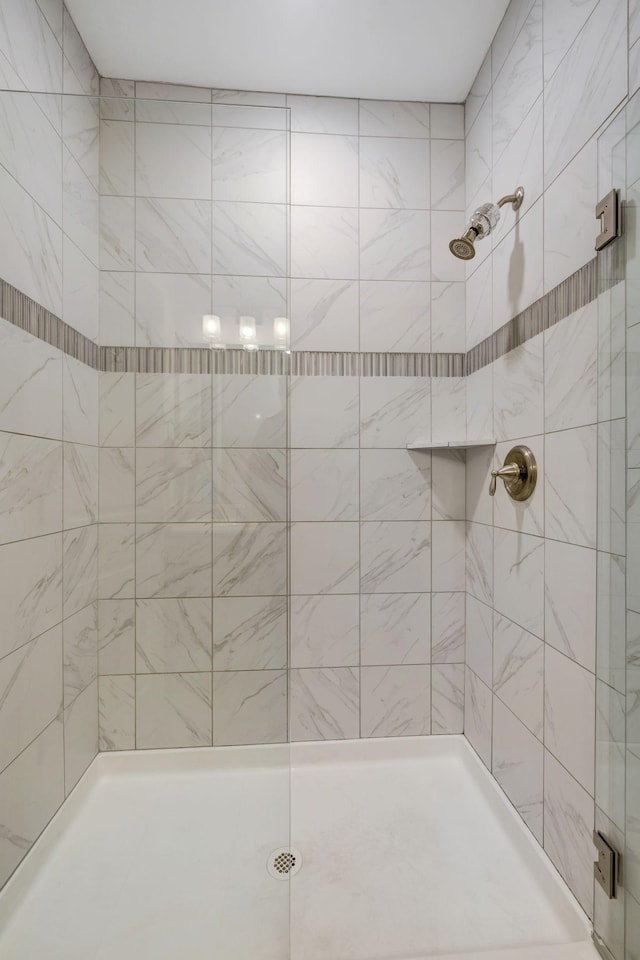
[489, 445, 537, 501]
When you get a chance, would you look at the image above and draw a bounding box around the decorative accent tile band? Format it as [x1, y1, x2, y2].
[0, 249, 622, 379]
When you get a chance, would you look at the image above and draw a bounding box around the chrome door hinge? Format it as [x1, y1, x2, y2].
[595, 189, 622, 251]
[593, 831, 619, 899]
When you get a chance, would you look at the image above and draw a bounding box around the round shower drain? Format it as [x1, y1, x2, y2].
[267, 847, 302, 880]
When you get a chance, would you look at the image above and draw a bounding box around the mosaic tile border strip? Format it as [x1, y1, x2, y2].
[0, 249, 622, 378]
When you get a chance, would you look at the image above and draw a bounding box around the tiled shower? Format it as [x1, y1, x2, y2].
[0, 0, 638, 957]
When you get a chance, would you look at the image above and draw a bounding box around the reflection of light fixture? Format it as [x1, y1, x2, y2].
[273, 316, 289, 348]
[202, 314, 224, 347]
[239, 315, 258, 350]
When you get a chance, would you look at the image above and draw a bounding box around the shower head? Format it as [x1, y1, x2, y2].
[449, 186, 524, 261]
[449, 229, 478, 261]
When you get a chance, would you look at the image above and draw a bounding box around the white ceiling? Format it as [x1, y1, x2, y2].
[66, 0, 510, 103]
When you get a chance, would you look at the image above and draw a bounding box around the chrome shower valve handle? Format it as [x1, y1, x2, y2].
[488, 445, 537, 502]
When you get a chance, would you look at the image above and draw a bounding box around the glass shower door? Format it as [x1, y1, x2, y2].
[594, 90, 640, 960]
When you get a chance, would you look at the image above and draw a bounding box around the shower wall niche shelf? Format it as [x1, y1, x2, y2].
[406, 439, 496, 451]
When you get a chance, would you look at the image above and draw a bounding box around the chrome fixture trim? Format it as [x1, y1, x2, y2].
[489, 445, 537, 501]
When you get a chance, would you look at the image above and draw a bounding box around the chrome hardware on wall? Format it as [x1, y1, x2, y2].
[489, 445, 537, 501]
[595, 189, 621, 251]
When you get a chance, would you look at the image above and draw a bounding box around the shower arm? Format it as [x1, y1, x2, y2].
[496, 187, 525, 211]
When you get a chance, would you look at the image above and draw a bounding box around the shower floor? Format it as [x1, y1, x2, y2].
[0, 736, 596, 960]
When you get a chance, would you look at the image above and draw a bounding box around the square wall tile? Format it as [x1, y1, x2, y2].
[212, 596, 287, 670]
[291, 278, 358, 351]
[291, 595, 359, 668]
[291, 449, 359, 522]
[360, 521, 430, 594]
[212, 127, 287, 203]
[136, 523, 212, 599]
[431, 592, 465, 664]
[290, 205, 358, 280]
[359, 280, 430, 353]
[289, 377, 359, 449]
[136, 598, 212, 672]
[291, 522, 359, 595]
[359, 137, 429, 210]
[291, 133, 359, 206]
[136, 673, 212, 748]
[545, 539, 596, 671]
[431, 664, 464, 734]
[98, 675, 135, 750]
[360, 449, 430, 522]
[290, 668, 359, 741]
[361, 665, 431, 738]
[212, 670, 286, 746]
[212, 523, 287, 597]
[361, 593, 430, 665]
[211, 449, 287, 522]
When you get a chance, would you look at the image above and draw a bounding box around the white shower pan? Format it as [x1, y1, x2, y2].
[0, 735, 598, 960]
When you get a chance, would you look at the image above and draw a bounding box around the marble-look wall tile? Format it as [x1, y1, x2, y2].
[492, 200, 543, 332]
[213, 200, 286, 278]
[212, 522, 287, 596]
[99, 196, 135, 270]
[290, 667, 359, 741]
[492, 698, 543, 841]
[289, 95, 358, 135]
[597, 553, 626, 693]
[213, 127, 287, 204]
[63, 601, 97, 707]
[545, 425, 597, 548]
[491, 0, 542, 166]
[431, 592, 465, 663]
[98, 675, 135, 751]
[359, 100, 429, 138]
[0, 625, 62, 773]
[137, 448, 212, 522]
[98, 598, 135, 674]
[493, 613, 543, 738]
[213, 596, 287, 670]
[466, 258, 493, 349]
[360, 209, 430, 282]
[430, 139, 464, 211]
[493, 528, 544, 637]
[431, 521, 466, 592]
[212, 670, 286, 745]
[431, 663, 464, 734]
[291, 595, 359, 668]
[290, 449, 359, 521]
[466, 594, 493, 686]
[63, 523, 98, 617]
[98, 523, 135, 600]
[0, 90, 62, 223]
[493, 334, 543, 441]
[543, 750, 594, 916]
[63, 356, 98, 446]
[466, 522, 493, 607]
[0, 533, 62, 659]
[430, 103, 463, 140]
[136, 523, 212, 598]
[360, 521, 430, 594]
[543, 139, 598, 295]
[99, 447, 135, 522]
[431, 377, 466, 444]
[136, 598, 212, 672]
[0, 0, 62, 93]
[466, 445, 493, 526]
[291, 522, 359, 595]
[493, 94, 543, 219]
[136, 374, 211, 447]
[545, 645, 595, 793]
[0, 433, 62, 544]
[99, 372, 134, 447]
[359, 449, 430, 522]
[542, 0, 599, 81]
[213, 375, 286, 448]
[291, 278, 358, 352]
[290, 204, 358, 281]
[0, 718, 63, 889]
[361, 664, 431, 737]
[465, 667, 492, 768]
[545, 539, 596, 671]
[63, 678, 97, 794]
[289, 376, 359, 449]
[360, 593, 430, 665]
[360, 377, 430, 449]
[543, 0, 626, 186]
[0, 164, 62, 318]
[136, 122, 212, 200]
[0, 320, 62, 441]
[292, 132, 358, 207]
[359, 280, 430, 353]
[135, 272, 212, 347]
[359, 136, 429, 210]
[431, 450, 465, 521]
[137, 198, 212, 274]
[545, 302, 597, 432]
[99, 119, 134, 197]
[430, 281, 465, 353]
[62, 237, 99, 343]
[136, 672, 212, 748]
[63, 443, 98, 528]
[62, 148, 99, 268]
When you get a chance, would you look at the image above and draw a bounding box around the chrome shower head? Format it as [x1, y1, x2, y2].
[449, 229, 478, 261]
[449, 186, 524, 261]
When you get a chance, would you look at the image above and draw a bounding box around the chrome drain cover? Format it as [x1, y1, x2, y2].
[267, 847, 302, 880]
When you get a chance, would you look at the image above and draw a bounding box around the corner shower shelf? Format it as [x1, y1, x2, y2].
[406, 439, 496, 451]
